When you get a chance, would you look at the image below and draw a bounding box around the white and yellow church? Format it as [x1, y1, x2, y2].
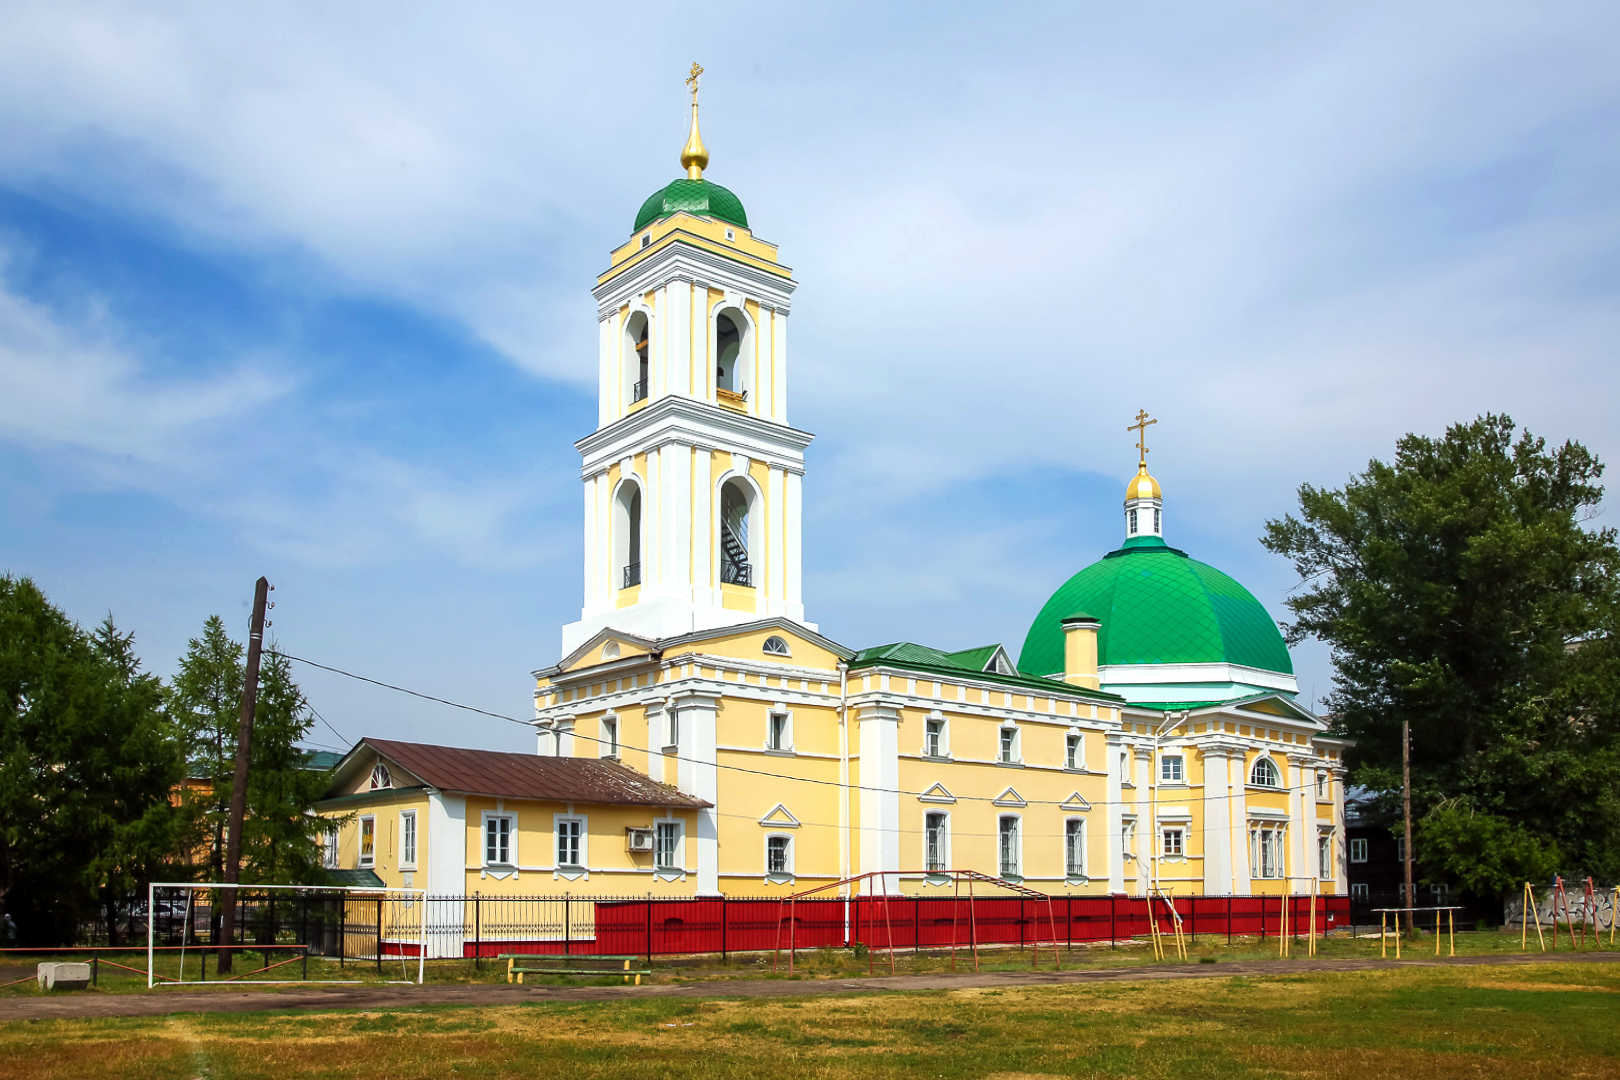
[317, 76, 1350, 904]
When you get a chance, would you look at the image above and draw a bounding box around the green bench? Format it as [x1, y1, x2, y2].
[500, 953, 651, 986]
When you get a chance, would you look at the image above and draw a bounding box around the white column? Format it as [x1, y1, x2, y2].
[1288, 758, 1308, 894]
[651, 286, 667, 400]
[672, 690, 720, 895]
[785, 470, 803, 621]
[1105, 734, 1125, 893]
[598, 314, 615, 427]
[669, 442, 693, 602]
[767, 465, 785, 613]
[856, 703, 901, 876]
[669, 278, 691, 402]
[582, 473, 603, 616]
[1134, 747, 1152, 895]
[772, 308, 789, 424]
[657, 445, 680, 594]
[1200, 745, 1235, 894]
[693, 447, 714, 605]
[1232, 753, 1250, 891]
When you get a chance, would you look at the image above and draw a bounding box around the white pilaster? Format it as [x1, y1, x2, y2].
[1289, 759, 1308, 893]
[856, 703, 901, 876]
[1200, 744, 1241, 894]
[1105, 734, 1125, 893]
[772, 307, 788, 424]
[767, 465, 785, 612]
[785, 470, 803, 621]
[669, 278, 691, 402]
[672, 689, 720, 895]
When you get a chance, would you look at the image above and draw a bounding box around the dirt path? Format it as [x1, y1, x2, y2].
[3, 951, 1615, 1023]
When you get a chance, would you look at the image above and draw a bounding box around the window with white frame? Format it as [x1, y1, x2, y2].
[359, 816, 375, 868]
[370, 763, 392, 790]
[1065, 819, 1085, 878]
[1318, 834, 1333, 879]
[485, 815, 514, 866]
[1121, 820, 1137, 860]
[762, 635, 790, 656]
[1350, 882, 1369, 901]
[1065, 733, 1082, 770]
[655, 821, 680, 871]
[1128, 507, 1139, 535]
[1350, 838, 1368, 863]
[766, 709, 791, 752]
[322, 828, 339, 869]
[998, 816, 1021, 878]
[924, 717, 945, 758]
[1161, 754, 1184, 783]
[1162, 827, 1184, 857]
[557, 817, 584, 868]
[766, 835, 792, 878]
[1250, 756, 1281, 788]
[666, 709, 679, 750]
[400, 811, 417, 869]
[1316, 771, 1329, 800]
[999, 726, 1019, 764]
[1249, 825, 1284, 878]
[925, 812, 948, 873]
[602, 716, 619, 758]
[1120, 751, 1132, 786]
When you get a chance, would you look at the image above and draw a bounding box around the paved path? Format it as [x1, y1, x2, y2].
[2, 951, 1615, 1023]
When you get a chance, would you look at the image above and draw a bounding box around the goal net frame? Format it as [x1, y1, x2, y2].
[145, 881, 428, 988]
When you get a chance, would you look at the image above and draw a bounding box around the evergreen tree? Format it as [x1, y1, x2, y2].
[1264, 414, 1620, 900]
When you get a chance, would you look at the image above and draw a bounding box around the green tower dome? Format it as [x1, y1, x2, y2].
[633, 178, 748, 232]
[1017, 535, 1293, 679]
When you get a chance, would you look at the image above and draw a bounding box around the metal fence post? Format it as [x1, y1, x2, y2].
[564, 895, 571, 956]
[1110, 893, 1117, 948]
[1227, 895, 1233, 946]
[377, 896, 384, 975]
[721, 897, 728, 963]
[916, 898, 922, 955]
[645, 892, 653, 965]
[474, 893, 482, 971]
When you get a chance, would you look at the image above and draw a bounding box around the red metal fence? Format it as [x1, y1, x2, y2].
[432, 893, 1350, 960]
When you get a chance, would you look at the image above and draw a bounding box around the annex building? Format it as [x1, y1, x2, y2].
[317, 76, 1350, 907]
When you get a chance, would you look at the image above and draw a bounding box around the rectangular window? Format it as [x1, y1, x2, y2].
[1250, 827, 1283, 878]
[602, 717, 619, 757]
[1316, 772, 1328, 800]
[767, 712, 789, 751]
[1350, 882, 1369, 901]
[323, 829, 339, 869]
[1120, 752, 1132, 786]
[925, 812, 947, 873]
[1065, 733, 1082, 770]
[400, 811, 417, 869]
[1065, 819, 1085, 877]
[998, 817, 1020, 878]
[1350, 837, 1368, 863]
[1162, 828, 1184, 857]
[666, 710, 679, 750]
[1128, 507, 1139, 535]
[557, 818, 582, 868]
[485, 816, 513, 866]
[1318, 835, 1332, 879]
[924, 718, 944, 758]
[655, 821, 679, 870]
[766, 835, 790, 877]
[1161, 755, 1184, 783]
[359, 816, 375, 868]
[999, 727, 1018, 763]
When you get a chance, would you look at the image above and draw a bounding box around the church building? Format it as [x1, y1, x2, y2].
[319, 72, 1349, 904]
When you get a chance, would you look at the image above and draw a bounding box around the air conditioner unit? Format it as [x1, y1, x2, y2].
[626, 827, 655, 852]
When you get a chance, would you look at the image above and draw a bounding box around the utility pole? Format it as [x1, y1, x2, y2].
[1402, 719, 1414, 935]
[217, 576, 270, 974]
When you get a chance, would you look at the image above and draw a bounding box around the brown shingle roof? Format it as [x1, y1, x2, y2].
[350, 738, 710, 808]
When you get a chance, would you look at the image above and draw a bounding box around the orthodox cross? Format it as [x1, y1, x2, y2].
[1128, 409, 1157, 466]
[687, 62, 704, 103]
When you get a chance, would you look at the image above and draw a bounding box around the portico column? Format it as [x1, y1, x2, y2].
[1105, 733, 1126, 893]
[671, 689, 720, 895]
[856, 702, 901, 878]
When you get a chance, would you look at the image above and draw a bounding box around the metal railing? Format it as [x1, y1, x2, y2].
[631, 380, 648, 403]
[622, 561, 641, 588]
[720, 559, 752, 586]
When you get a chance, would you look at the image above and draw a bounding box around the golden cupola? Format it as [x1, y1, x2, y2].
[1123, 409, 1164, 541]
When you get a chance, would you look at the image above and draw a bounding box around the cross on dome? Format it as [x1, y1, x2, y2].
[1124, 409, 1163, 540]
[681, 61, 709, 179]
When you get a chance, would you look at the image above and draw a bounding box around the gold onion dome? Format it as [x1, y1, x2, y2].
[1127, 465, 1162, 501]
[681, 100, 709, 179]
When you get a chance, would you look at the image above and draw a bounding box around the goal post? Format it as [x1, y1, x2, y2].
[145, 882, 428, 987]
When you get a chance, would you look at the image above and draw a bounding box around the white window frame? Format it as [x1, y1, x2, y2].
[1318, 834, 1333, 880]
[1162, 827, 1185, 858]
[399, 810, 417, 871]
[765, 833, 793, 881]
[358, 815, 376, 868]
[762, 635, 791, 656]
[555, 814, 586, 870]
[1249, 756, 1281, 788]
[665, 708, 679, 751]
[1065, 732, 1083, 771]
[1316, 771, 1329, 800]
[998, 725, 1021, 765]
[654, 819, 682, 872]
[322, 827, 340, 869]
[1350, 837, 1368, 864]
[1128, 507, 1139, 535]
[766, 708, 793, 753]
[1120, 751, 1133, 787]
[601, 714, 620, 758]
[483, 812, 515, 867]
[1350, 882, 1369, 901]
[1160, 754, 1184, 784]
[370, 763, 392, 790]
[924, 716, 947, 759]
[998, 814, 1022, 879]
[1064, 817, 1085, 880]
[1249, 824, 1285, 879]
[924, 811, 950, 873]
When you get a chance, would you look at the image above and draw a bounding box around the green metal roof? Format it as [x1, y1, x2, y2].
[301, 750, 343, 771]
[1018, 536, 1293, 679]
[633, 178, 748, 232]
[322, 868, 385, 888]
[848, 641, 1123, 703]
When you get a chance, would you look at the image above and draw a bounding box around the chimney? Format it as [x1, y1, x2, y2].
[1062, 613, 1101, 690]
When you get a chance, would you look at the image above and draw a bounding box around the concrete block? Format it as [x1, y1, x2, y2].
[36, 962, 91, 990]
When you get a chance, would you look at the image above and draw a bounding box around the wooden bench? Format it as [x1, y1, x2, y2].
[500, 953, 651, 986]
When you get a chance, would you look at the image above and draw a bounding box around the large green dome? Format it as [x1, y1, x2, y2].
[634, 178, 748, 232]
[1018, 536, 1293, 678]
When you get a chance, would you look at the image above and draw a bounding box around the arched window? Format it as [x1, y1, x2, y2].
[719, 477, 754, 587]
[614, 480, 643, 589]
[624, 310, 650, 405]
[1128, 507, 1139, 535]
[1250, 756, 1280, 788]
[762, 635, 790, 656]
[713, 306, 752, 402]
[370, 763, 392, 791]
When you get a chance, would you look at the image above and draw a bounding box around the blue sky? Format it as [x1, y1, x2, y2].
[2, 3, 1616, 754]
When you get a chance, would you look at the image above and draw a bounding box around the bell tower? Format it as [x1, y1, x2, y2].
[561, 66, 814, 654]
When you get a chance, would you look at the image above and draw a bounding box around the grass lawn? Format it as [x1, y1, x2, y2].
[1, 960, 1618, 1079]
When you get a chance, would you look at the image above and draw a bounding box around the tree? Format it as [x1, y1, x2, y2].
[0, 576, 185, 945]
[169, 618, 330, 885]
[1264, 414, 1620, 891]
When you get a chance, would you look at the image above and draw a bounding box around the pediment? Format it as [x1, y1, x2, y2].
[557, 628, 658, 674]
[758, 803, 800, 829]
[918, 783, 956, 804]
[1059, 791, 1091, 812]
[993, 787, 1027, 808]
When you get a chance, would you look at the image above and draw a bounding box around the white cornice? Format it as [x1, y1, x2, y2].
[593, 239, 797, 317]
[576, 395, 813, 473]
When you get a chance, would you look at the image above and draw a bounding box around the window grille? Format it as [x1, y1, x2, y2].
[925, 813, 947, 873]
[1065, 820, 1084, 877]
[998, 817, 1020, 877]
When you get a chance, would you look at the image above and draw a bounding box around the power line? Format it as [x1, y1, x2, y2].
[274, 650, 1336, 812]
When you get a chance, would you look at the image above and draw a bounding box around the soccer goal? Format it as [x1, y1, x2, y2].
[144, 882, 428, 987]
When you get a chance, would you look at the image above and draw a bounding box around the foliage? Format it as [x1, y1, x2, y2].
[1263, 414, 1620, 883]
[168, 618, 332, 885]
[0, 576, 185, 945]
[1415, 801, 1562, 900]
